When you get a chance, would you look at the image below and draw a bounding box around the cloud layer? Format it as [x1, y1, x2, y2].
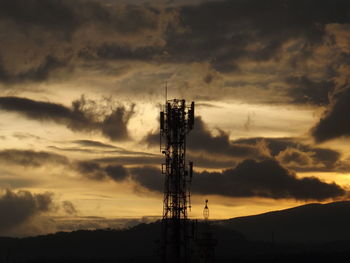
[235, 137, 344, 172]
[127, 159, 345, 201]
[312, 86, 350, 142]
[0, 189, 54, 234]
[146, 117, 346, 171]
[146, 116, 269, 159]
[0, 96, 135, 141]
[192, 159, 345, 201]
[0, 0, 349, 105]
[75, 158, 347, 201]
[0, 149, 68, 167]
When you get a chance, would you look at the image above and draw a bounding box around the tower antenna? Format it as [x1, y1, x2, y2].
[160, 98, 195, 263]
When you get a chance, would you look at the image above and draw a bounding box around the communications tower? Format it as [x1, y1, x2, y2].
[160, 99, 195, 263]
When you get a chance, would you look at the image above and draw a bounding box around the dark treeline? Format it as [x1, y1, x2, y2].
[1, 222, 350, 263]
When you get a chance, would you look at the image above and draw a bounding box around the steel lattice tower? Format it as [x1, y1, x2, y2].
[160, 99, 195, 263]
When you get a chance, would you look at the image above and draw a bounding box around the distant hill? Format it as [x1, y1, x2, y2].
[0, 222, 244, 263]
[0, 223, 161, 262]
[218, 201, 350, 243]
[2, 201, 350, 262]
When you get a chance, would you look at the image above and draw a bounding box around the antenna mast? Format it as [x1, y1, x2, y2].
[165, 81, 168, 103]
[160, 96, 195, 263]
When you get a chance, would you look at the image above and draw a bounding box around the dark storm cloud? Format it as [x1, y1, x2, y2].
[0, 0, 79, 35]
[4, 147, 340, 201]
[0, 0, 348, 106]
[145, 116, 267, 159]
[125, 159, 346, 201]
[101, 104, 135, 141]
[76, 161, 129, 182]
[163, 0, 349, 62]
[145, 0, 350, 105]
[0, 149, 68, 167]
[0, 96, 95, 132]
[0, 147, 143, 182]
[105, 165, 129, 182]
[192, 159, 345, 201]
[286, 76, 335, 106]
[312, 86, 350, 142]
[0, 0, 165, 39]
[88, 45, 161, 61]
[75, 160, 160, 185]
[129, 166, 163, 192]
[1, 151, 342, 201]
[79, 164, 164, 192]
[0, 0, 165, 35]
[5, 0, 348, 54]
[75, 0, 346, 70]
[0, 96, 135, 141]
[0, 56, 68, 84]
[235, 137, 342, 172]
[77, 161, 106, 180]
[146, 115, 345, 171]
[188, 117, 266, 158]
[0, 0, 178, 84]
[0, 189, 54, 233]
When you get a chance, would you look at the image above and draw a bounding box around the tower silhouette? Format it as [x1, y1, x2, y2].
[160, 99, 195, 263]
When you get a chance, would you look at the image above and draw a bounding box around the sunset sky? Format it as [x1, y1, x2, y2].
[1, 0, 350, 237]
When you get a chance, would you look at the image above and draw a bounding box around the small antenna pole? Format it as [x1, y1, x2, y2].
[165, 81, 168, 103]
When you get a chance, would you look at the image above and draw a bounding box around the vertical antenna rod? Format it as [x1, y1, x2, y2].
[165, 81, 168, 103]
[160, 97, 195, 263]
[203, 199, 209, 221]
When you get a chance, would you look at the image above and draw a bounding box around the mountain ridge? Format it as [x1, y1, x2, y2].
[2, 201, 350, 262]
[218, 200, 350, 243]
